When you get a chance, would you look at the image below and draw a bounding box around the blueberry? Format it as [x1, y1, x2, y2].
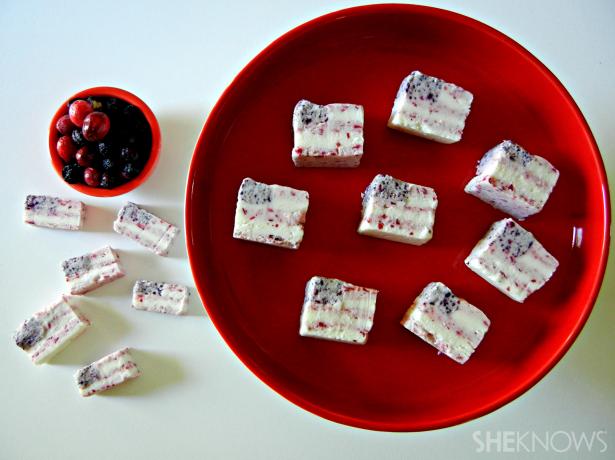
[71, 129, 87, 147]
[101, 157, 116, 171]
[100, 172, 118, 189]
[121, 163, 140, 180]
[97, 141, 116, 158]
[62, 164, 82, 184]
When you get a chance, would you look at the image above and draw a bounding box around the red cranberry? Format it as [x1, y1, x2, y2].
[75, 146, 95, 167]
[68, 100, 93, 127]
[56, 136, 77, 162]
[56, 115, 75, 135]
[82, 112, 110, 141]
[83, 167, 101, 187]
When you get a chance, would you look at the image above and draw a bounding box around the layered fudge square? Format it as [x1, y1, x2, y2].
[465, 218, 559, 302]
[464, 140, 560, 219]
[292, 99, 364, 167]
[233, 178, 309, 249]
[14, 296, 90, 365]
[62, 246, 125, 295]
[132, 280, 189, 315]
[299, 276, 378, 345]
[401, 282, 490, 364]
[388, 70, 473, 143]
[24, 195, 85, 230]
[75, 348, 141, 396]
[357, 174, 438, 245]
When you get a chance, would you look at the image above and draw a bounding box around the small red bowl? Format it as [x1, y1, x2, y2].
[49, 86, 161, 197]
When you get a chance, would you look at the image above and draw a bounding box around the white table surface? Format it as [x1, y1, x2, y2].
[1, 1, 613, 459]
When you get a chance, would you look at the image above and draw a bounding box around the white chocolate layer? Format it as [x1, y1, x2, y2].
[14, 296, 90, 365]
[292, 100, 364, 167]
[464, 219, 559, 302]
[233, 178, 309, 249]
[388, 70, 473, 143]
[401, 282, 490, 364]
[464, 140, 560, 219]
[299, 276, 378, 345]
[24, 195, 85, 230]
[357, 174, 438, 245]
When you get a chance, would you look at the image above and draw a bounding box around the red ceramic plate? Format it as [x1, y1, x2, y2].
[185, 5, 610, 431]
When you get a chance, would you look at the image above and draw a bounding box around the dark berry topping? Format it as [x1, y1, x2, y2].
[135, 280, 165, 296]
[120, 202, 152, 227]
[308, 277, 343, 305]
[239, 178, 272, 205]
[405, 71, 443, 103]
[429, 284, 460, 315]
[502, 140, 533, 167]
[76, 365, 100, 388]
[14, 318, 45, 350]
[364, 174, 411, 205]
[295, 100, 328, 126]
[62, 255, 92, 277]
[496, 220, 534, 258]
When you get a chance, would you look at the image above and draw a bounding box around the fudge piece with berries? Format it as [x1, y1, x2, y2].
[75, 348, 141, 397]
[388, 70, 473, 143]
[357, 174, 438, 245]
[113, 202, 179, 256]
[299, 276, 378, 345]
[132, 280, 189, 315]
[465, 218, 559, 302]
[62, 246, 125, 295]
[292, 100, 364, 167]
[465, 140, 560, 219]
[23, 195, 85, 230]
[401, 282, 490, 364]
[233, 178, 309, 249]
[13, 296, 90, 365]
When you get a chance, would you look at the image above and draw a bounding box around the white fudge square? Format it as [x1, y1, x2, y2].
[299, 276, 378, 345]
[62, 246, 125, 295]
[401, 282, 490, 364]
[357, 174, 438, 245]
[75, 348, 141, 397]
[132, 280, 189, 315]
[388, 70, 473, 143]
[465, 218, 559, 302]
[14, 296, 90, 365]
[464, 140, 560, 219]
[24, 195, 85, 230]
[113, 202, 179, 256]
[292, 99, 364, 167]
[233, 178, 309, 250]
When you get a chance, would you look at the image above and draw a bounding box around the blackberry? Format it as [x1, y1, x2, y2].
[121, 163, 140, 180]
[71, 128, 87, 147]
[120, 146, 139, 163]
[100, 172, 118, 189]
[97, 141, 116, 158]
[62, 163, 82, 184]
[101, 157, 116, 171]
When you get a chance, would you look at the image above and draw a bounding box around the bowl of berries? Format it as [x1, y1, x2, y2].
[49, 87, 161, 197]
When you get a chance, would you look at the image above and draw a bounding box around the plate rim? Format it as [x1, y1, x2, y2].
[185, 3, 612, 431]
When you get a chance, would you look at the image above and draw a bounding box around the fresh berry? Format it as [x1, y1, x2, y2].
[56, 115, 75, 135]
[68, 100, 93, 127]
[97, 141, 115, 157]
[62, 164, 82, 183]
[104, 97, 123, 117]
[101, 157, 116, 171]
[84, 167, 101, 187]
[121, 163, 140, 180]
[57, 136, 77, 162]
[82, 112, 110, 141]
[120, 146, 139, 163]
[71, 128, 87, 146]
[100, 172, 117, 189]
[75, 146, 94, 167]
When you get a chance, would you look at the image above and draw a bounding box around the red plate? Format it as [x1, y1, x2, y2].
[185, 5, 610, 431]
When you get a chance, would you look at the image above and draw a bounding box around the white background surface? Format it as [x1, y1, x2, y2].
[1, 1, 613, 459]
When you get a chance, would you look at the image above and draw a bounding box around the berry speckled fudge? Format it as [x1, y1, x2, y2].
[292, 100, 364, 167]
[132, 280, 189, 315]
[388, 70, 473, 143]
[24, 195, 85, 230]
[299, 276, 378, 345]
[75, 348, 141, 397]
[465, 219, 559, 302]
[62, 246, 125, 295]
[401, 282, 490, 364]
[464, 140, 560, 219]
[14, 296, 90, 365]
[357, 174, 438, 245]
[233, 178, 309, 249]
[113, 202, 179, 256]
